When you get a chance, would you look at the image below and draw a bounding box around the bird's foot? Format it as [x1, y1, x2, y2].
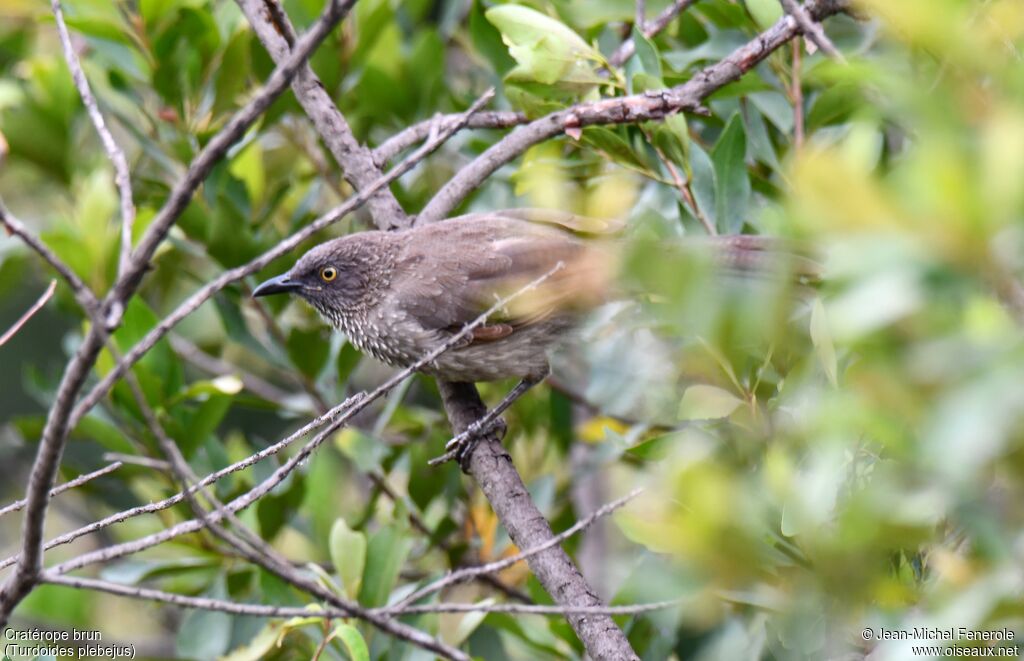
[428, 374, 543, 470]
[428, 416, 505, 469]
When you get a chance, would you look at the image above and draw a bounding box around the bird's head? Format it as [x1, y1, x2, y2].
[252, 236, 387, 326]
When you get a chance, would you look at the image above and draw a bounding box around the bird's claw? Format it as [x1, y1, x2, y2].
[430, 417, 507, 471]
[444, 424, 479, 452]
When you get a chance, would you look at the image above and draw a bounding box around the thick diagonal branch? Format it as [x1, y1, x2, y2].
[236, 0, 408, 229]
[417, 0, 850, 223]
[437, 382, 640, 661]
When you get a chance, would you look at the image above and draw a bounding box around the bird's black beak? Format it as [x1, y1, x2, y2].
[253, 274, 301, 298]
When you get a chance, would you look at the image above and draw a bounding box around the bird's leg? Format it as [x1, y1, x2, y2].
[435, 372, 546, 470]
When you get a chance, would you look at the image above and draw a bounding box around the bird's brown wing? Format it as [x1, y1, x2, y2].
[389, 216, 607, 340]
[449, 208, 626, 235]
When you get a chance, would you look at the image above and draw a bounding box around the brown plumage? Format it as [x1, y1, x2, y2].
[252, 210, 813, 384]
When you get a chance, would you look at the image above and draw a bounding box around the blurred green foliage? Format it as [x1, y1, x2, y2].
[1, 0, 1024, 659]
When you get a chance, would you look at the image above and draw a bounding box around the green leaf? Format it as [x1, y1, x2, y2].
[678, 384, 744, 420]
[328, 623, 370, 661]
[448, 600, 492, 646]
[256, 470, 306, 540]
[176, 576, 232, 659]
[807, 83, 865, 130]
[329, 518, 367, 599]
[334, 429, 389, 473]
[582, 126, 652, 172]
[711, 113, 750, 233]
[631, 71, 664, 94]
[626, 434, 675, 461]
[213, 29, 252, 116]
[64, 16, 132, 45]
[107, 296, 184, 403]
[687, 141, 717, 228]
[653, 113, 690, 167]
[486, 5, 605, 89]
[180, 395, 231, 457]
[357, 524, 413, 607]
[630, 26, 662, 80]
[75, 414, 134, 454]
[336, 341, 363, 384]
[287, 327, 331, 379]
[744, 0, 784, 30]
[221, 622, 281, 661]
[470, 0, 515, 75]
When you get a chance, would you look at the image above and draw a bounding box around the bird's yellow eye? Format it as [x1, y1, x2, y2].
[320, 266, 338, 282]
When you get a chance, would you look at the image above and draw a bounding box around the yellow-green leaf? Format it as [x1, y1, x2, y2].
[678, 384, 744, 420]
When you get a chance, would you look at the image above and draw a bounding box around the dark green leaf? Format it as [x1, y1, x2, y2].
[357, 524, 413, 607]
[711, 112, 750, 233]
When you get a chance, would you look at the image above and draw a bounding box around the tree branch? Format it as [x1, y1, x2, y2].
[51, 0, 136, 277]
[372, 111, 527, 166]
[437, 382, 641, 661]
[417, 0, 851, 224]
[122, 361, 464, 660]
[42, 574, 467, 661]
[381, 599, 681, 617]
[0, 203, 101, 316]
[0, 461, 121, 519]
[0, 280, 56, 347]
[609, 0, 700, 67]
[389, 489, 642, 612]
[236, 0, 409, 229]
[780, 0, 846, 61]
[0, 0, 355, 627]
[168, 334, 307, 408]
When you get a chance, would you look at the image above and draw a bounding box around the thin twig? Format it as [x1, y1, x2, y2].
[168, 335, 304, 407]
[388, 489, 643, 611]
[0, 393, 363, 571]
[651, 141, 716, 234]
[372, 111, 527, 166]
[380, 599, 682, 616]
[779, 0, 846, 61]
[101, 453, 171, 471]
[0, 203, 101, 316]
[42, 574, 467, 661]
[51, 0, 136, 276]
[118, 358, 462, 660]
[609, 0, 700, 67]
[42, 573, 352, 618]
[0, 280, 56, 347]
[42, 573, 675, 620]
[0, 461, 121, 519]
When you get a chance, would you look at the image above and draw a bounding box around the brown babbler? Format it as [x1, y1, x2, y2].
[252, 209, 808, 463]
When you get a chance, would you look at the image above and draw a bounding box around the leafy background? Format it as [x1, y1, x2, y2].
[1, 0, 1023, 659]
